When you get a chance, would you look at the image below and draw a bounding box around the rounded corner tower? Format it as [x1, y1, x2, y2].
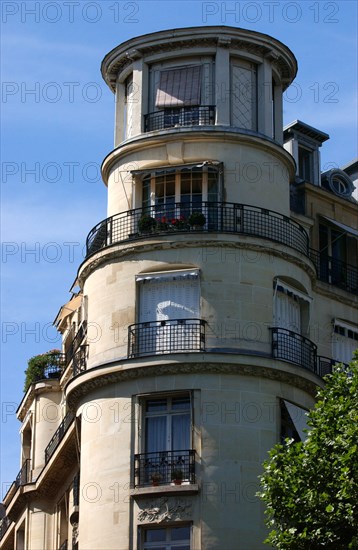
[66, 26, 319, 550]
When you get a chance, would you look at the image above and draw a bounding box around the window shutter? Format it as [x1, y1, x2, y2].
[155, 66, 201, 107]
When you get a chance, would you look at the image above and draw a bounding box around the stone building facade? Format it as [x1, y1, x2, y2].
[1, 26, 357, 550]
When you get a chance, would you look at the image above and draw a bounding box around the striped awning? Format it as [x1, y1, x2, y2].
[136, 270, 199, 284]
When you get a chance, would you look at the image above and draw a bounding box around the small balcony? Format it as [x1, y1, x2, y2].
[134, 450, 196, 488]
[86, 202, 309, 258]
[64, 321, 87, 366]
[144, 106, 215, 132]
[310, 249, 358, 294]
[271, 327, 317, 374]
[128, 319, 206, 358]
[44, 411, 75, 464]
[72, 345, 88, 377]
[14, 459, 31, 488]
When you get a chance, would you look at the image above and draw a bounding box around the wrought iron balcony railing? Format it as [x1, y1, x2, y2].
[0, 516, 12, 542]
[144, 106, 215, 132]
[45, 411, 75, 464]
[86, 202, 309, 258]
[65, 321, 87, 366]
[15, 459, 31, 488]
[128, 319, 206, 358]
[271, 327, 317, 374]
[134, 449, 196, 488]
[73, 345, 88, 377]
[310, 249, 358, 294]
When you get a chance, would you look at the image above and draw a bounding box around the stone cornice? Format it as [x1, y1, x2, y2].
[65, 354, 322, 410]
[101, 26, 297, 92]
[101, 128, 296, 184]
[77, 236, 315, 288]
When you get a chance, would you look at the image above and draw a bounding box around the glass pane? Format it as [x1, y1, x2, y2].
[146, 399, 167, 412]
[142, 177, 151, 208]
[145, 529, 166, 542]
[171, 526, 191, 541]
[208, 170, 218, 201]
[181, 179, 191, 195]
[166, 179, 175, 198]
[172, 397, 190, 410]
[172, 413, 190, 450]
[145, 416, 167, 453]
[156, 182, 164, 198]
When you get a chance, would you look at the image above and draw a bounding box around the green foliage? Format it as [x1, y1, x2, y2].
[258, 357, 358, 549]
[24, 349, 62, 392]
[188, 211, 206, 227]
[138, 214, 156, 232]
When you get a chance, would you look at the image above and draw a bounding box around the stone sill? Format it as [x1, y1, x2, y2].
[130, 483, 199, 498]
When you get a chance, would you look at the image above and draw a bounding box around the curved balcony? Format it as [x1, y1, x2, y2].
[86, 202, 309, 258]
[128, 319, 206, 358]
[144, 106, 215, 132]
[271, 327, 317, 374]
[310, 249, 358, 295]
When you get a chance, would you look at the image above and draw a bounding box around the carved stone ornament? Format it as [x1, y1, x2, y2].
[137, 497, 193, 524]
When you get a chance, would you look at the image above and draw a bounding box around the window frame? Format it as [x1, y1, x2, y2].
[139, 392, 193, 455]
[140, 524, 192, 550]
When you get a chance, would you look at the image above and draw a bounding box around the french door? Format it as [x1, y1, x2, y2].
[138, 273, 200, 354]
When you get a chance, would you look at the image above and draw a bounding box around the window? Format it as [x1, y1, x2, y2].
[135, 394, 193, 486]
[298, 145, 314, 182]
[144, 395, 191, 454]
[141, 165, 220, 224]
[231, 61, 257, 130]
[272, 279, 313, 368]
[273, 279, 311, 334]
[319, 223, 353, 289]
[124, 74, 134, 139]
[142, 525, 191, 550]
[57, 493, 69, 550]
[136, 270, 201, 355]
[280, 400, 309, 443]
[156, 66, 201, 107]
[332, 321, 358, 364]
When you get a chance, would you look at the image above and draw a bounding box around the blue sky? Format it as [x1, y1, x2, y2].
[1, 0, 357, 496]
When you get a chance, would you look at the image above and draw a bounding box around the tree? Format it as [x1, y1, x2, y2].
[258, 357, 358, 549]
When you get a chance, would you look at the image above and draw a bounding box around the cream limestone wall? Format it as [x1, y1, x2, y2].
[82, 242, 312, 368]
[104, 136, 294, 219]
[32, 388, 62, 477]
[75, 372, 315, 550]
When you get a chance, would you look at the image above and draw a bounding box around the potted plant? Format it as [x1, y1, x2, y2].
[138, 214, 156, 233]
[24, 349, 63, 392]
[150, 472, 162, 486]
[156, 216, 169, 231]
[171, 215, 188, 230]
[188, 211, 206, 229]
[171, 468, 184, 485]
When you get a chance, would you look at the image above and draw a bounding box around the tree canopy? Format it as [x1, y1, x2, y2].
[258, 357, 358, 549]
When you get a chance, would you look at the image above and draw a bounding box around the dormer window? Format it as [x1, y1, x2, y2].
[298, 145, 314, 182]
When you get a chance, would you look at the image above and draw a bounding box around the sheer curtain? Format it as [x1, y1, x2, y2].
[145, 416, 166, 453]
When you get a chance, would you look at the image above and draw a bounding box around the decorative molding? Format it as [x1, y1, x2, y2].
[66, 357, 322, 410]
[78, 238, 315, 287]
[137, 497, 193, 524]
